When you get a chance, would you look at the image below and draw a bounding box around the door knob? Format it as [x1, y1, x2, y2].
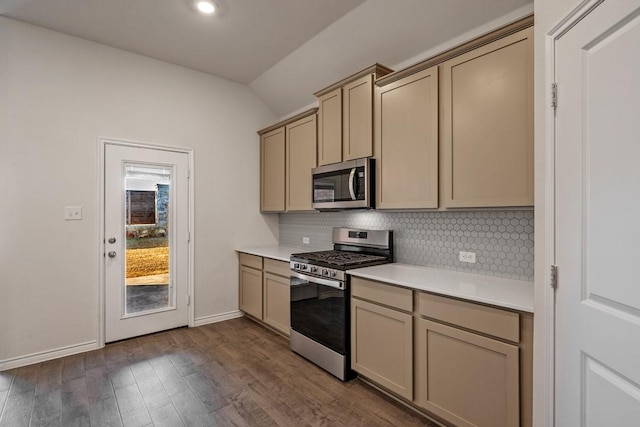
[108, 237, 116, 244]
[107, 251, 117, 258]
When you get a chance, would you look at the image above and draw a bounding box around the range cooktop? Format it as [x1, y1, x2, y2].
[290, 250, 389, 270]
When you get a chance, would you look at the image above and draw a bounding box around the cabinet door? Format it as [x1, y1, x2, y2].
[317, 88, 342, 166]
[286, 114, 317, 211]
[351, 298, 413, 400]
[263, 272, 290, 336]
[416, 319, 519, 427]
[260, 127, 286, 212]
[375, 66, 439, 209]
[441, 27, 533, 208]
[343, 74, 374, 161]
[239, 266, 263, 319]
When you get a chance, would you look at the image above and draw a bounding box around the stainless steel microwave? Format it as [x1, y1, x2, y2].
[311, 158, 374, 210]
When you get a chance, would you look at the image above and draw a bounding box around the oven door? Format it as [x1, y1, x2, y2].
[290, 272, 347, 355]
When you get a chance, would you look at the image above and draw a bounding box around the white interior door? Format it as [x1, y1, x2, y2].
[555, 0, 640, 425]
[104, 142, 190, 342]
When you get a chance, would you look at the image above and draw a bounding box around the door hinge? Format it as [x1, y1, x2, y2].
[188, 295, 191, 306]
[550, 265, 558, 289]
[187, 168, 191, 179]
[187, 231, 191, 243]
[551, 83, 558, 110]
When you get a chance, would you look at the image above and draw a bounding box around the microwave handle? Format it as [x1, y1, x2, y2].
[348, 168, 357, 200]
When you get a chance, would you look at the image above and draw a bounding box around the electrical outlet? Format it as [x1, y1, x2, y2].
[302, 237, 310, 244]
[459, 251, 476, 263]
[65, 206, 83, 220]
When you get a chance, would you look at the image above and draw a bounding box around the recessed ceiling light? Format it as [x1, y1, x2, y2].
[195, 0, 215, 15]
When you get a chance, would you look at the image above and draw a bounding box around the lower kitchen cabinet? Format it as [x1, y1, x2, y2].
[351, 298, 413, 400]
[239, 264, 263, 319]
[416, 319, 519, 427]
[351, 277, 414, 399]
[416, 292, 525, 427]
[263, 272, 290, 335]
[349, 276, 532, 427]
[238, 253, 291, 336]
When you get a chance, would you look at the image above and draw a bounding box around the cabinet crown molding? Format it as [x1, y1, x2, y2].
[376, 14, 534, 87]
[314, 63, 393, 97]
[257, 107, 318, 136]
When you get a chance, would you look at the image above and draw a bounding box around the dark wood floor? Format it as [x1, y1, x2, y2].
[0, 317, 436, 426]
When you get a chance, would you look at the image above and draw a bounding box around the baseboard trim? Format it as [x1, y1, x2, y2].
[1, 312, 246, 370]
[0, 341, 99, 371]
[193, 310, 244, 327]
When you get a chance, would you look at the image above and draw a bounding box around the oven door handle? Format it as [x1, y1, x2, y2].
[290, 272, 344, 290]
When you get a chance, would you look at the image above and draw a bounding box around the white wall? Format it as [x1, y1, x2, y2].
[533, 0, 582, 425]
[0, 17, 279, 366]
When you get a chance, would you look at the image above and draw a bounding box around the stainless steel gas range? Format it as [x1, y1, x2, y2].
[289, 227, 393, 381]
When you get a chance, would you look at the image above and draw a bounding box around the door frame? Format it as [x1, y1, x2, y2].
[540, 1, 604, 426]
[97, 137, 195, 347]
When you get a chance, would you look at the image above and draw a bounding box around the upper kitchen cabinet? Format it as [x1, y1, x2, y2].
[258, 108, 318, 213]
[343, 74, 375, 160]
[315, 64, 393, 166]
[374, 65, 439, 209]
[317, 88, 342, 166]
[441, 26, 534, 208]
[286, 114, 317, 211]
[260, 127, 286, 212]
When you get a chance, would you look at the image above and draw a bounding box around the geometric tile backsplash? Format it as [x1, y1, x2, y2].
[279, 210, 534, 281]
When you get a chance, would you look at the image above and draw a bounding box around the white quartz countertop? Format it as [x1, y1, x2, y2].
[236, 246, 534, 312]
[236, 245, 301, 262]
[348, 263, 534, 313]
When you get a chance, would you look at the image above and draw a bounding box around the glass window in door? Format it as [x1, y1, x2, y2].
[124, 164, 173, 315]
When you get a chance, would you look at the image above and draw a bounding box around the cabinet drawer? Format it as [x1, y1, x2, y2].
[239, 253, 262, 270]
[351, 277, 412, 312]
[264, 258, 290, 278]
[419, 292, 519, 343]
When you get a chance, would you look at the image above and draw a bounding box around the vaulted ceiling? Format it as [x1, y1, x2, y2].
[0, 0, 533, 117]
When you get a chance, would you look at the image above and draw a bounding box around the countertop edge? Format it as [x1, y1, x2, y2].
[236, 245, 300, 262]
[235, 247, 534, 313]
[348, 264, 534, 313]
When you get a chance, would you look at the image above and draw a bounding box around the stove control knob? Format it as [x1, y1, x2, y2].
[293, 263, 300, 269]
[310, 266, 318, 273]
[301, 264, 307, 270]
[330, 271, 337, 278]
[322, 269, 329, 276]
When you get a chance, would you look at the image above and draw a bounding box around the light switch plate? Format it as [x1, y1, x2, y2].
[65, 206, 82, 220]
[459, 251, 476, 263]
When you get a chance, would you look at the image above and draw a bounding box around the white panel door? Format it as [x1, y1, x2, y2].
[104, 143, 190, 342]
[555, 0, 640, 425]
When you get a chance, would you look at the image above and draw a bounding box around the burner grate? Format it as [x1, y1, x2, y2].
[293, 250, 388, 267]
